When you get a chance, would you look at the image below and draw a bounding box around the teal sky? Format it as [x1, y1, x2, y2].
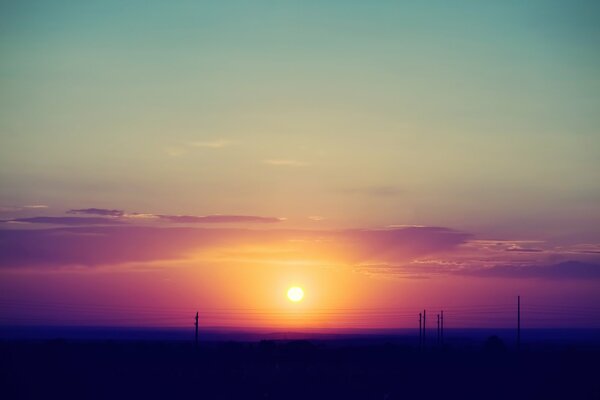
[1, 0, 599, 237]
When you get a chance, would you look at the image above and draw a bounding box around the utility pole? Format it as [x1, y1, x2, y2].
[195, 311, 199, 348]
[419, 312, 422, 350]
[517, 296, 521, 352]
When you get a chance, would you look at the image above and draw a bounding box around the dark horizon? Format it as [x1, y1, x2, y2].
[2, 325, 599, 345]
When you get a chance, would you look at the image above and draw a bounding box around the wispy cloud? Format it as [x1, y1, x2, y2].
[263, 159, 308, 167]
[354, 259, 600, 280]
[0, 205, 49, 212]
[1, 217, 123, 226]
[165, 139, 238, 157]
[156, 214, 284, 224]
[24, 208, 285, 225]
[462, 261, 600, 280]
[189, 139, 238, 148]
[124, 213, 159, 220]
[2, 218, 598, 281]
[564, 244, 600, 255]
[387, 224, 427, 228]
[0, 226, 467, 268]
[505, 244, 544, 253]
[342, 186, 403, 197]
[68, 208, 125, 217]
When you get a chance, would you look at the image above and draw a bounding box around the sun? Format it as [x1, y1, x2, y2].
[287, 286, 304, 302]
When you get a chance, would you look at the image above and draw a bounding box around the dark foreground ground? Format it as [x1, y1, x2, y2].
[2, 337, 599, 400]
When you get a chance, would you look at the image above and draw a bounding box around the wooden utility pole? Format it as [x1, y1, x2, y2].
[195, 311, 199, 348]
[517, 296, 521, 352]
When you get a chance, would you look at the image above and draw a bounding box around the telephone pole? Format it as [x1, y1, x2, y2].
[195, 311, 199, 348]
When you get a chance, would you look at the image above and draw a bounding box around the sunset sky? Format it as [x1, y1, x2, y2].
[1, 1, 599, 330]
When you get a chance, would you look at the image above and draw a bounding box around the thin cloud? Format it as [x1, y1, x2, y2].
[505, 244, 544, 253]
[335, 227, 470, 263]
[124, 213, 159, 220]
[342, 186, 403, 197]
[189, 139, 238, 148]
[354, 260, 600, 280]
[0, 226, 469, 268]
[387, 224, 427, 228]
[123, 211, 285, 224]
[166, 139, 237, 157]
[1, 217, 123, 226]
[2, 222, 597, 282]
[68, 208, 125, 217]
[565, 244, 600, 255]
[0, 205, 49, 212]
[263, 159, 308, 167]
[157, 214, 284, 224]
[462, 261, 600, 280]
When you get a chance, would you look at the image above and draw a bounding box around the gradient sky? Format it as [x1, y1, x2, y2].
[1, 1, 599, 330]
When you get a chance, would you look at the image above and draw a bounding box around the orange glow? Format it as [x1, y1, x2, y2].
[1, 226, 598, 331]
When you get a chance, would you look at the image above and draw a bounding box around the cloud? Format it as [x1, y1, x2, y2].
[505, 245, 544, 253]
[124, 213, 159, 220]
[0, 205, 49, 212]
[165, 139, 238, 157]
[0, 226, 306, 267]
[0, 227, 208, 267]
[1, 205, 285, 226]
[263, 159, 308, 167]
[560, 243, 600, 255]
[463, 261, 600, 280]
[464, 240, 547, 254]
[189, 139, 238, 148]
[354, 260, 600, 280]
[0, 226, 468, 268]
[68, 208, 125, 217]
[156, 214, 284, 224]
[308, 216, 324, 221]
[2, 222, 597, 282]
[342, 186, 403, 197]
[1, 217, 123, 226]
[333, 227, 470, 263]
[353, 263, 451, 279]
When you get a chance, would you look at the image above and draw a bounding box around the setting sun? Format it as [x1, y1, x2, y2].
[287, 287, 304, 302]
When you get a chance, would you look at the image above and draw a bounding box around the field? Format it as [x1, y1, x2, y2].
[2, 329, 599, 400]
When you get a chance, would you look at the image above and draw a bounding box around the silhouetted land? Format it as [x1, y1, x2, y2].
[2, 329, 599, 399]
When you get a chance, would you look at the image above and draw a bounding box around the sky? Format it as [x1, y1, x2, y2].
[0, 1, 599, 330]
